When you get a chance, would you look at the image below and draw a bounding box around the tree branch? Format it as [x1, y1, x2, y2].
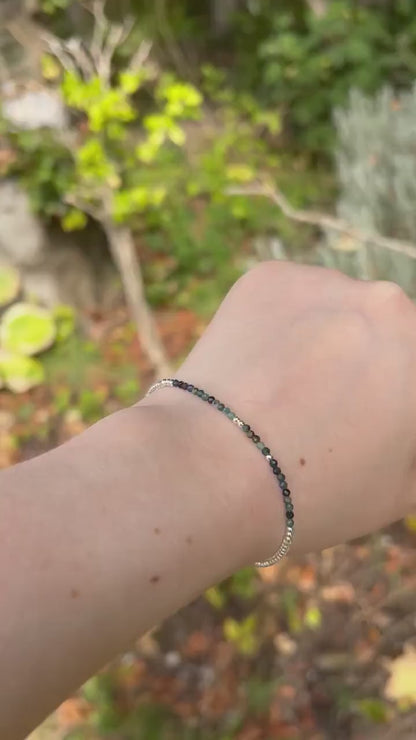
[228, 181, 416, 261]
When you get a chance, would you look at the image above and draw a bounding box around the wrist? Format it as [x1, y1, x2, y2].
[137, 387, 284, 568]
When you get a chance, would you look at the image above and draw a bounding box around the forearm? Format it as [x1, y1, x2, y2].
[0, 400, 270, 740]
[2, 263, 416, 739]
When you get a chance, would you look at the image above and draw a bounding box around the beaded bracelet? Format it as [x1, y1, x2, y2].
[146, 378, 294, 568]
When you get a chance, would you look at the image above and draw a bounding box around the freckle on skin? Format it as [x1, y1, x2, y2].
[186, 536, 193, 545]
[70, 589, 79, 599]
[299, 458, 306, 467]
[154, 527, 161, 535]
[328, 448, 333, 453]
[150, 575, 160, 584]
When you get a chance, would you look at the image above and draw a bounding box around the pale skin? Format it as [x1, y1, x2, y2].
[1, 263, 416, 739]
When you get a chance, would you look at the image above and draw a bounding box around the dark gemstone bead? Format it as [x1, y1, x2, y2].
[270, 458, 278, 468]
[192, 387, 198, 394]
[287, 520, 294, 529]
[224, 407, 230, 414]
[217, 403, 224, 411]
[262, 447, 270, 456]
[279, 481, 287, 491]
[207, 396, 215, 404]
[186, 384, 193, 391]
[197, 390, 204, 397]
[247, 430, 254, 439]
[282, 489, 291, 497]
[243, 424, 250, 433]
[252, 434, 260, 444]
[173, 379, 179, 387]
[273, 467, 281, 476]
[286, 511, 294, 519]
[285, 503, 294, 511]
[202, 393, 209, 401]
[277, 473, 285, 482]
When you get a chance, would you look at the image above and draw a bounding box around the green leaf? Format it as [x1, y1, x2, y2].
[53, 305, 75, 342]
[304, 603, 322, 630]
[119, 69, 147, 95]
[0, 351, 45, 393]
[356, 698, 389, 723]
[41, 54, 61, 81]
[61, 209, 88, 232]
[223, 615, 259, 656]
[0, 265, 20, 308]
[225, 164, 255, 183]
[205, 586, 226, 610]
[1, 303, 56, 356]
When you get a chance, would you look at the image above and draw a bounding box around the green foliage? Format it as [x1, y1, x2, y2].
[0, 265, 20, 308]
[356, 698, 389, 724]
[0, 303, 56, 356]
[245, 678, 281, 717]
[53, 305, 76, 342]
[229, 567, 257, 600]
[59, 67, 203, 224]
[114, 377, 141, 405]
[205, 585, 226, 610]
[5, 129, 75, 217]
[0, 351, 45, 393]
[234, 0, 416, 152]
[223, 614, 259, 656]
[40, 0, 70, 14]
[78, 388, 107, 423]
[61, 209, 88, 232]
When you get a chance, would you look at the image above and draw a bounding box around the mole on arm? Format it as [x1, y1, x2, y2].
[149, 575, 160, 584]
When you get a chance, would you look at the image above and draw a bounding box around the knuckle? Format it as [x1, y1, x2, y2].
[366, 280, 412, 315]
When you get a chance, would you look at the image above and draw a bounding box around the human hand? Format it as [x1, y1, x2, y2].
[149, 262, 416, 560]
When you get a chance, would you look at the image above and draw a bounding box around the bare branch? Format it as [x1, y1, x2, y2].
[95, 16, 133, 83]
[41, 34, 78, 73]
[64, 193, 102, 221]
[229, 181, 416, 261]
[90, 0, 107, 63]
[128, 39, 153, 73]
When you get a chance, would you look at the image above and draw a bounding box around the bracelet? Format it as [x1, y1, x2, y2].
[145, 378, 294, 568]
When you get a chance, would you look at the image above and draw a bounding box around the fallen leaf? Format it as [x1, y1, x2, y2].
[56, 697, 90, 727]
[274, 632, 297, 656]
[321, 582, 355, 604]
[183, 630, 211, 658]
[257, 562, 281, 583]
[384, 644, 416, 705]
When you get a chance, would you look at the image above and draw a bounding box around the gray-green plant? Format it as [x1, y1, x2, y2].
[318, 86, 416, 293]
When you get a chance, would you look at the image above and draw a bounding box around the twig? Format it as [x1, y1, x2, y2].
[99, 17, 134, 83]
[90, 0, 107, 64]
[128, 39, 153, 73]
[229, 181, 416, 261]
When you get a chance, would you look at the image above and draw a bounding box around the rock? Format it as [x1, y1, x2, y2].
[2, 87, 68, 130]
[0, 180, 46, 267]
[0, 180, 116, 310]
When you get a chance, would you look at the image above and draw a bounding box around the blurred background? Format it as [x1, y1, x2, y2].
[1, 1, 416, 738]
